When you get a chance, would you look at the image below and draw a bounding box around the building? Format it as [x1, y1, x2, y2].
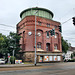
[64, 51, 73, 61]
[69, 47, 75, 53]
[63, 47, 75, 61]
[17, 7, 62, 62]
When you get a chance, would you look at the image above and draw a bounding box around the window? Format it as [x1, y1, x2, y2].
[55, 25, 57, 29]
[46, 45, 48, 51]
[46, 43, 50, 51]
[47, 24, 50, 27]
[38, 21, 41, 25]
[23, 31, 25, 50]
[23, 31, 25, 37]
[37, 42, 42, 48]
[47, 31, 49, 38]
[54, 44, 58, 50]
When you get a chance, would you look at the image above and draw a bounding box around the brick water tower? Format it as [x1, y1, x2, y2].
[17, 7, 62, 62]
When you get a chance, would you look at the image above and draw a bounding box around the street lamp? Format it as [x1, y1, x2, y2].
[34, 10, 38, 66]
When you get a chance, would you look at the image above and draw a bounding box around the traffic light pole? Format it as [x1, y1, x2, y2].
[34, 10, 38, 66]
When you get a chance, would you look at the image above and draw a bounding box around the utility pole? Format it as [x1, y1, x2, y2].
[34, 10, 38, 66]
[13, 33, 16, 64]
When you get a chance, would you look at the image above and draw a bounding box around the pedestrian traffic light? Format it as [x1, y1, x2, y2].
[52, 28, 55, 35]
[58, 25, 62, 33]
[50, 30, 53, 36]
[72, 17, 75, 25]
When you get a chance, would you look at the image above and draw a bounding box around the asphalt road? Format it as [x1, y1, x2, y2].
[0, 62, 75, 75]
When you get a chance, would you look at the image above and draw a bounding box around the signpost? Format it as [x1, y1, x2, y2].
[8, 53, 10, 64]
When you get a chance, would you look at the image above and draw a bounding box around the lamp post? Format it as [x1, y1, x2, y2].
[34, 10, 38, 66]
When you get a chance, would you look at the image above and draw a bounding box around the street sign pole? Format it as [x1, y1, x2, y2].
[8, 53, 10, 64]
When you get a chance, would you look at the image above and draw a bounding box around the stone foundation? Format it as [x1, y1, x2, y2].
[21, 51, 63, 62]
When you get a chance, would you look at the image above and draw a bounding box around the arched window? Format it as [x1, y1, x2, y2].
[23, 31, 25, 38]
[46, 43, 50, 51]
[37, 42, 42, 49]
[22, 31, 25, 50]
[46, 31, 49, 38]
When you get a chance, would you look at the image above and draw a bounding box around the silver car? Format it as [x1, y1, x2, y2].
[0, 59, 5, 64]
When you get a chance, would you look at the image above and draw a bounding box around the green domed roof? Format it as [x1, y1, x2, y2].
[20, 7, 54, 20]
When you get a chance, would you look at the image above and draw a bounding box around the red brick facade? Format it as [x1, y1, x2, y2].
[17, 15, 62, 62]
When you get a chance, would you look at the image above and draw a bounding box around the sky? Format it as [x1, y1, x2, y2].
[0, 0, 75, 46]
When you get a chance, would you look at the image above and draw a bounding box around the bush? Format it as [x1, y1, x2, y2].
[68, 59, 75, 62]
[10, 56, 16, 64]
[71, 54, 74, 59]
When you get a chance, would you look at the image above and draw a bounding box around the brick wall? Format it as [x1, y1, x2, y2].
[17, 15, 62, 52]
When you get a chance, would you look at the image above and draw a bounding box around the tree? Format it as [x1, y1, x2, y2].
[0, 33, 7, 54]
[7, 32, 21, 57]
[61, 37, 70, 53]
[0, 32, 21, 58]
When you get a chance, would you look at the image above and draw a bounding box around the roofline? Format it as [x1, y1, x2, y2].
[17, 15, 60, 27]
[20, 7, 54, 18]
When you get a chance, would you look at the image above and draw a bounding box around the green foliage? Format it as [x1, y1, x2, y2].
[73, 52, 75, 56]
[68, 59, 75, 62]
[7, 32, 21, 57]
[0, 32, 21, 58]
[10, 56, 16, 64]
[62, 37, 70, 53]
[71, 52, 75, 59]
[71, 54, 74, 59]
[0, 33, 7, 54]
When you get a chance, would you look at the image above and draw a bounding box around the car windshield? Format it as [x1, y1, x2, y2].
[0, 59, 4, 61]
[1, 60, 4, 61]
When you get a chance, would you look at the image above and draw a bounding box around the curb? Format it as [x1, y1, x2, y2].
[0, 64, 41, 68]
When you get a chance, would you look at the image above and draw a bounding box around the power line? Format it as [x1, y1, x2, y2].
[0, 28, 15, 32]
[64, 38, 75, 39]
[0, 18, 72, 34]
[63, 37, 75, 40]
[0, 24, 15, 28]
[58, 8, 74, 20]
[61, 18, 72, 25]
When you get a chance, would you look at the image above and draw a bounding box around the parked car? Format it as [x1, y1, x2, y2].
[0, 59, 5, 64]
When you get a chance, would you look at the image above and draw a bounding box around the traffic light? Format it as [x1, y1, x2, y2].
[50, 30, 53, 36]
[50, 28, 55, 36]
[72, 17, 75, 25]
[52, 28, 55, 35]
[58, 25, 62, 33]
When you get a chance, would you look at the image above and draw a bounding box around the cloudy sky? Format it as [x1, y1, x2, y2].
[0, 0, 75, 46]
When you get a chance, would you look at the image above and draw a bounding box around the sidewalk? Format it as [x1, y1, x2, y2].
[0, 62, 70, 68]
[0, 64, 39, 68]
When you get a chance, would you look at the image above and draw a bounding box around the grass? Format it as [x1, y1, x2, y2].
[23, 62, 33, 64]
